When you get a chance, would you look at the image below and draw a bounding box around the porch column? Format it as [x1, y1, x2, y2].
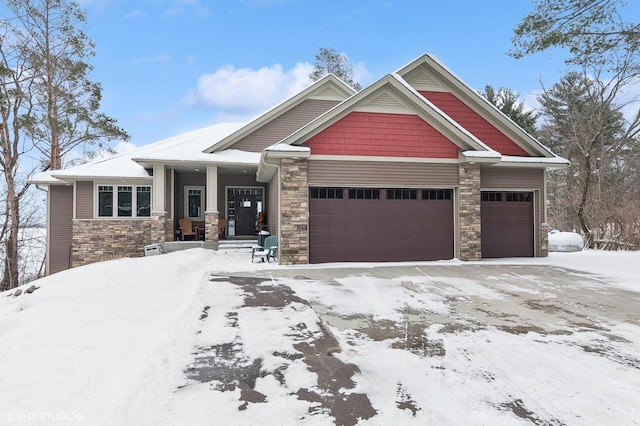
[458, 162, 481, 260]
[152, 164, 165, 213]
[151, 164, 168, 243]
[205, 166, 219, 241]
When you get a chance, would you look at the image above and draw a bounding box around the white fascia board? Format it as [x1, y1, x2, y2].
[494, 155, 570, 169]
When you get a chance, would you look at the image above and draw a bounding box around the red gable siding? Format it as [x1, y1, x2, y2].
[420, 91, 530, 156]
[306, 112, 459, 158]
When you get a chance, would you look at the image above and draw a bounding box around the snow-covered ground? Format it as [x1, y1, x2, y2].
[1, 249, 639, 425]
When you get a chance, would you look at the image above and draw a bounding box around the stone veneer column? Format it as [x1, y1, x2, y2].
[205, 211, 219, 242]
[540, 222, 550, 257]
[458, 162, 482, 261]
[279, 158, 308, 265]
[151, 212, 168, 244]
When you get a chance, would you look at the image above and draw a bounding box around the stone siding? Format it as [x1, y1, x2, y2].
[540, 222, 550, 257]
[205, 211, 220, 242]
[151, 212, 170, 244]
[279, 158, 308, 265]
[458, 163, 481, 261]
[72, 219, 153, 267]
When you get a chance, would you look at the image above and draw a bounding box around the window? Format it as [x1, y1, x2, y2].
[422, 189, 453, 200]
[349, 188, 380, 200]
[137, 187, 151, 217]
[310, 187, 343, 199]
[98, 186, 113, 217]
[185, 186, 204, 219]
[506, 192, 532, 202]
[481, 192, 503, 202]
[118, 186, 132, 217]
[387, 189, 417, 200]
[97, 184, 151, 218]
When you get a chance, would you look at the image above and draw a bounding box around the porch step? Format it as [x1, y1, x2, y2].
[218, 239, 258, 250]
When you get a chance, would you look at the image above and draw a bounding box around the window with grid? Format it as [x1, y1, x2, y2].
[481, 192, 503, 202]
[97, 184, 151, 218]
[422, 189, 453, 200]
[506, 192, 532, 202]
[310, 187, 344, 199]
[387, 189, 417, 200]
[348, 188, 380, 200]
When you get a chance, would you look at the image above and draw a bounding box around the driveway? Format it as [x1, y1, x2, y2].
[170, 263, 640, 425]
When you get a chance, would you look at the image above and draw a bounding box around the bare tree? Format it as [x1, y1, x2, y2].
[538, 69, 640, 249]
[309, 48, 362, 91]
[0, 27, 37, 289]
[510, 0, 640, 74]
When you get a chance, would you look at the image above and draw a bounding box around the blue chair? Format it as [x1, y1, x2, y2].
[252, 236, 278, 262]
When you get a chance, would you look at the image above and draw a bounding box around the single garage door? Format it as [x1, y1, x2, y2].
[481, 191, 534, 258]
[309, 187, 454, 263]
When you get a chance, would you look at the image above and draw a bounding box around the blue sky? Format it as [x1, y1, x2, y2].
[79, 0, 570, 149]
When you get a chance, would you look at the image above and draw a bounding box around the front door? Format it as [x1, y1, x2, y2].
[227, 188, 263, 236]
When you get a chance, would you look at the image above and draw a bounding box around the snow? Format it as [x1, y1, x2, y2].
[29, 122, 247, 183]
[548, 230, 584, 252]
[1, 249, 639, 425]
[460, 149, 501, 159]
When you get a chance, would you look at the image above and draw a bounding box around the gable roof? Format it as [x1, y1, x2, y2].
[204, 74, 356, 153]
[396, 54, 557, 158]
[277, 73, 496, 155]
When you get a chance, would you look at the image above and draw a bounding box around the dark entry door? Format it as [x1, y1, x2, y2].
[233, 195, 258, 235]
[227, 188, 263, 236]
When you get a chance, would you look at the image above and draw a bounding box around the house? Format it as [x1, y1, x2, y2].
[30, 54, 568, 274]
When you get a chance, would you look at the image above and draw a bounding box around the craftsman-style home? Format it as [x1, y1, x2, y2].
[31, 54, 568, 274]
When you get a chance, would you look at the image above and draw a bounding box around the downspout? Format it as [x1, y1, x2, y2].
[260, 152, 282, 258]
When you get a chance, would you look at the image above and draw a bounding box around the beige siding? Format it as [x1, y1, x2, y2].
[481, 167, 544, 189]
[230, 99, 340, 152]
[267, 176, 279, 236]
[75, 181, 93, 219]
[49, 185, 73, 274]
[308, 160, 459, 187]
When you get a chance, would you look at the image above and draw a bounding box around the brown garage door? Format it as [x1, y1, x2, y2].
[310, 187, 454, 263]
[481, 191, 534, 258]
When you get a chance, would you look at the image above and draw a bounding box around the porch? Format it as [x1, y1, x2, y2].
[148, 161, 273, 244]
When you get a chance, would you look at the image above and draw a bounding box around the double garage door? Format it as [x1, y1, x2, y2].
[309, 187, 454, 263]
[309, 188, 535, 263]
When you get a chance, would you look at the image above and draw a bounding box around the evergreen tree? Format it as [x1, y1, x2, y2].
[481, 85, 538, 135]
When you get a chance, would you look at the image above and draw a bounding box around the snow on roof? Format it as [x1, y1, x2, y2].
[29, 170, 67, 185]
[265, 143, 311, 152]
[45, 122, 247, 181]
[460, 150, 502, 159]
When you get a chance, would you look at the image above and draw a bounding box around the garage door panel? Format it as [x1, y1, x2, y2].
[310, 188, 454, 263]
[481, 191, 534, 258]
